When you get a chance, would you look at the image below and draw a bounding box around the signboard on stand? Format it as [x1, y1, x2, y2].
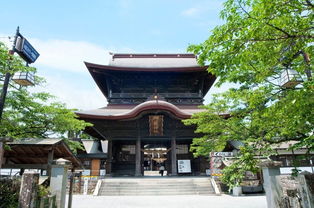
[210, 152, 234, 157]
[178, 160, 191, 173]
[210, 152, 234, 178]
[83, 177, 88, 195]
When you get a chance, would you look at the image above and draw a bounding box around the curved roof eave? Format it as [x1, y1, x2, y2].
[84, 61, 209, 72]
[76, 100, 193, 120]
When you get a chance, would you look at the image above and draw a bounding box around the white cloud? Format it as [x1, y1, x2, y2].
[181, 8, 200, 17]
[32, 74, 107, 110]
[181, 1, 224, 18]
[1, 35, 110, 73]
[0, 35, 15, 49]
[1, 35, 112, 110]
[204, 81, 240, 104]
[30, 39, 110, 73]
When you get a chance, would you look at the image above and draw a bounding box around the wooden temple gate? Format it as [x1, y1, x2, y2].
[76, 53, 216, 176]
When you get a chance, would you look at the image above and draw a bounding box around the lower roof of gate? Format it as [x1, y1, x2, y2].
[76, 100, 207, 120]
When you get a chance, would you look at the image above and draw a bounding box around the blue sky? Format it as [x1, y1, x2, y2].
[0, 0, 228, 110]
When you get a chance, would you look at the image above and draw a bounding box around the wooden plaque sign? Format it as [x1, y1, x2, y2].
[149, 115, 163, 136]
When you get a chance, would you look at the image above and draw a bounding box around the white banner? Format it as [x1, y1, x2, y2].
[178, 160, 191, 173]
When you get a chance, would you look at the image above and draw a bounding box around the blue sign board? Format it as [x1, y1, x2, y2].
[15, 36, 40, 64]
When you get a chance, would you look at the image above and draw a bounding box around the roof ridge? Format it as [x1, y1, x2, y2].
[112, 53, 196, 59]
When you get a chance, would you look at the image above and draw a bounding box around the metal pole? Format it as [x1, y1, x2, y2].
[0, 26, 19, 122]
[0, 72, 12, 121]
[68, 168, 74, 208]
[0, 27, 19, 169]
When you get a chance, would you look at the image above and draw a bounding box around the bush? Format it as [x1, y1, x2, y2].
[0, 178, 20, 208]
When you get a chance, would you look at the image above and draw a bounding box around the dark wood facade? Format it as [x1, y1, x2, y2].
[77, 54, 216, 176]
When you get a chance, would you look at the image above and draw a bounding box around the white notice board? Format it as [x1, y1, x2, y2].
[178, 160, 191, 173]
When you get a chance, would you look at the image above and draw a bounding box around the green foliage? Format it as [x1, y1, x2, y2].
[0, 42, 35, 75]
[184, 0, 313, 184]
[188, 0, 313, 86]
[37, 185, 50, 198]
[63, 138, 85, 154]
[0, 178, 20, 208]
[221, 146, 258, 190]
[0, 88, 91, 139]
[0, 41, 92, 152]
[291, 167, 301, 177]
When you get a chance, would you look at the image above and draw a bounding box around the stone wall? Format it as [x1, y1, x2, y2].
[68, 176, 99, 194]
[273, 173, 314, 208]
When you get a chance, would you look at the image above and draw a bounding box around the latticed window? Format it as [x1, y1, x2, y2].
[177, 145, 189, 154]
[121, 145, 135, 154]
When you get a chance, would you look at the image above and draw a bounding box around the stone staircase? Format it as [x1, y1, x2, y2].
[98, 177, 216, 196]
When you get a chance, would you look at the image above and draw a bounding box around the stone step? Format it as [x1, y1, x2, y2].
[99, 191, 214, 195]
[100, 188, 213, 192]
[100, 193, 213, 196]
[98, 177, 216, 196]
[102, 184, 212, 187]
[99, 188, 214, 192]
[103, 181, 211, 183]
[101, 181, 212, 184]
[100, 187, 213, 191]
[100, 185, 213, 188]
[99, 193, 214, 196]
[99, 189, 213, 194]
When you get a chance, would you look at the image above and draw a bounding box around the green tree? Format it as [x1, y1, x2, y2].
[0, 42, 92, 152]
[184, 0, 313, 186]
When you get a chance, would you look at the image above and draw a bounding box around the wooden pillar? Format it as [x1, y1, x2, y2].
[0, 138, 12, 169]
[171, 135, 177, 176]
[68, 168, 74, 208]
[78, 172, 82, 194]
[105, 140, 112, 175]
[135, 137, 142, 176]
[135, 121, 142, 176]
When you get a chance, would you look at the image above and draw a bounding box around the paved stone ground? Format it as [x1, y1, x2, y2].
[68, 194, 267, 208]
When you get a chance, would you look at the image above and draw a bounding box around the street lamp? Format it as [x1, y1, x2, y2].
[12, 71, 35, 86]
[279, 68, 303, 88]
[0, 27, 40, 169]
[0, 26, 39, 121]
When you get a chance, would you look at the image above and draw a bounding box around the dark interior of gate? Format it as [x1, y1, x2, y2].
[76, 53, 216, 177]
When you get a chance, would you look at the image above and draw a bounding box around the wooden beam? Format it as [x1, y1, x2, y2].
[4, 156, 48, 161]
[10, 147, 29, 156]
[92, 126, 107, 140]
[5, 153, 49, 157]
[2, 164, 48, 169]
